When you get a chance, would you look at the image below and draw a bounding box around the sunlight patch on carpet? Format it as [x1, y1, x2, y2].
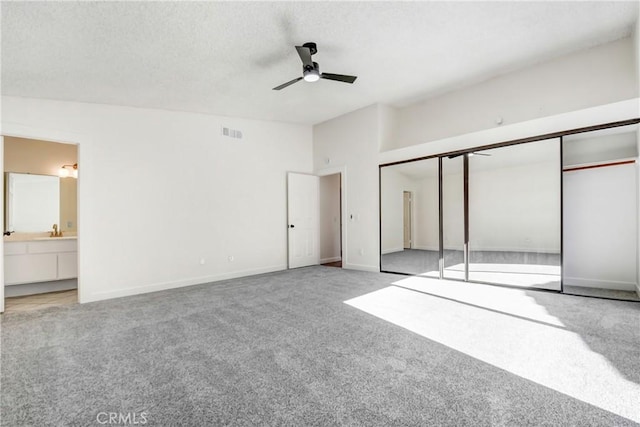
[420, 263, 561, 289]
[344, 276, 639, 423]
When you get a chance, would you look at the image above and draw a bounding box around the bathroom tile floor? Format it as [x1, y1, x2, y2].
[4, 289, 77, 314]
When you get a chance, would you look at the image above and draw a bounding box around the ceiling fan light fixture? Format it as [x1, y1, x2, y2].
[303, 69, 320, 82]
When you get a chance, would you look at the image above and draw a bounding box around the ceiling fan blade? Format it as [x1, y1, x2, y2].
[272, 77, 303, 91]
[295, 46, 313, 68]
[321, 73, 357, 84]
[448, 151, 492, 159]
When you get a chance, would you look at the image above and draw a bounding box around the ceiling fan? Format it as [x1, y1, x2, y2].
[272, 42, 357, 90]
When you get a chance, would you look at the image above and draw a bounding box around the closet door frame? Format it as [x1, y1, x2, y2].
[379, 118, 639, 298]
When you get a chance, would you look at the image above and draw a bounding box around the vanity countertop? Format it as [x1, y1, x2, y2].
[33, 236, 78, 241]
[4, 233, 78, 242]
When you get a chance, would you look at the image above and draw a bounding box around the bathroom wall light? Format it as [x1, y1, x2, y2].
[59, 163, 78, 178]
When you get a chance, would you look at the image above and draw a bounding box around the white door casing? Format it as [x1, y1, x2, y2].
[287, 172, 320, 268]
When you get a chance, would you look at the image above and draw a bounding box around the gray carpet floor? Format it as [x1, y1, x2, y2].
[2, 266, 639, 426]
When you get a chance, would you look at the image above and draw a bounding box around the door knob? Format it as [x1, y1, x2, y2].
[289, 224, 295, 228]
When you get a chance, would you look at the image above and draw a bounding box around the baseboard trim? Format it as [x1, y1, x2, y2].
[320, 256, 342, 264]
[563, 276, 637, 291]
[343, 263, 379, 273]
[381, 247, 404, 255]
[437, 246, 560, 253]
[82, 264, 287, 303]
[475, 247, 560, 254]
[636, 283, 640, 299]
[388, 246, 561, 254]
[413, 245, 439, 251]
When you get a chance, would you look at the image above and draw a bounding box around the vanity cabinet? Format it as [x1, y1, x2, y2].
[4, 239, 77, 285]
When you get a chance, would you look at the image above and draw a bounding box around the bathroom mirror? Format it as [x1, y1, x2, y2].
[5, 172, 60, 232]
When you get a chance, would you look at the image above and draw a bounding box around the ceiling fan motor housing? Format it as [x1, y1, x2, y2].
[303, 42, 317, 55]
[303, 61, 320, 72]
[303, 62, 320, 81]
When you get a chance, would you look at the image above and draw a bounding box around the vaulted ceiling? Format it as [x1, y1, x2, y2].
[2, 1, 637, 125]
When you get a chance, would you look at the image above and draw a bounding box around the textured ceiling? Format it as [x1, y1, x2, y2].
[1, 2, 638, 125]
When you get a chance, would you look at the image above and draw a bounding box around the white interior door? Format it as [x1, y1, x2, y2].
[288, 172, 320, 268]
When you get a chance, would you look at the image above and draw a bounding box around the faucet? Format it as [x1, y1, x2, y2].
[50, 224, 63, 238]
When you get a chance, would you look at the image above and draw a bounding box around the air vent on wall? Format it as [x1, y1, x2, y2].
[222, 127, 243, 139]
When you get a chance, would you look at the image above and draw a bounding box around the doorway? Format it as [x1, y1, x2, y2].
[2, 136, 79, 313]
[287, 170, 345, 270]
[320, 173, 342, 268]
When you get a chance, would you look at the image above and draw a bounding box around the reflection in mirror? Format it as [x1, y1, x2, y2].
[381, 158, 439, 276]
[6, 173, 60, 232]
[468, 138, 561, 290]
[442, 155, 465, 281]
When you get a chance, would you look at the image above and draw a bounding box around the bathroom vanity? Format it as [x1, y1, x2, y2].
[4, 237, 77, 293]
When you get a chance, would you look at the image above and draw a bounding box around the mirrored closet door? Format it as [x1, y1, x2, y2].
[467, 139, 561, 290]
[380, 158, 439, 277]
[381, 139, 562, 292]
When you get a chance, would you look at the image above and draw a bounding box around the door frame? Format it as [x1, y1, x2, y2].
[316, 165, 348, 269]
[1, 124, 85, 312]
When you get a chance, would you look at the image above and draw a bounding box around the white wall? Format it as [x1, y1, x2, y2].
[388, 37, 638, 150]
[319, 173, 341, 263]
[313, 104, 380, 271]
[1, 96, 313, 303]
[380, 99, 639, 167]
[379, 104, 398, 151]
[468, 160, 560, 253]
